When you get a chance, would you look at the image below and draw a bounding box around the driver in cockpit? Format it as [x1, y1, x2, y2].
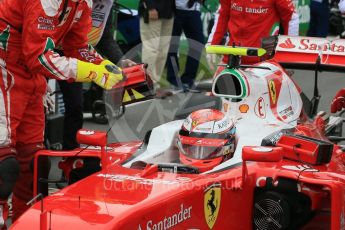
[176, 109, 236, 172]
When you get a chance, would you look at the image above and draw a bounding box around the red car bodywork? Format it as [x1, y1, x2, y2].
[11, 132, 345, 230]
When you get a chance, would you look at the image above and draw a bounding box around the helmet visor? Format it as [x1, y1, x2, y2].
[177, 139, 231, 160]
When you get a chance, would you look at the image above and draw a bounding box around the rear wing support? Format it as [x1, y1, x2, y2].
[310, 55, 321, 116]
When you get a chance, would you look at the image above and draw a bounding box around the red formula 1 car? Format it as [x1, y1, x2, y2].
[11, 36, 345, 230]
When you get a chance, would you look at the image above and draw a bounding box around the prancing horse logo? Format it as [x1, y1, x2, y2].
[207, 190, 217, 216]
[204, 184, 221, 229]
[268, 80, 277, 105]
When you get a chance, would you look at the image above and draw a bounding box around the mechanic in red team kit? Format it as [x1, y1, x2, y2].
[58, 0, 129, 151]
[207, 0, 300, 66]
[0, 0, 124, 226]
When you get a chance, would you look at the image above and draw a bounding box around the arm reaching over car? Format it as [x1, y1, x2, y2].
[76, 60, 124, 90]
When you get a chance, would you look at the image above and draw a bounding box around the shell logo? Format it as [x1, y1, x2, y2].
[239, 104, 249, 113]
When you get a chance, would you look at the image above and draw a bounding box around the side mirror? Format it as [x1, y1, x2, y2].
[277, 134, 333, 165]
[77, 129, 107, 147]
[241, 146, 283, 188]
[77, 129, 110, 168]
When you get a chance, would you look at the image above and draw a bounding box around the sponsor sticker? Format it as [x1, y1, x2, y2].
[254, 97, 266, 119]
[79, 48, 97, 62]
[230, 3, 268, 14]
[204, 183, 221, 229]
[91, 12, 105, 27]
[37, 24, 55, 30]
[279, 38, 295, 49]
[279, 106, 294, 120]
[239, 104, 249, 113]
[37, 16, 54, 25]
[277, 36, 345, 56]
[139, 204, 192, 230]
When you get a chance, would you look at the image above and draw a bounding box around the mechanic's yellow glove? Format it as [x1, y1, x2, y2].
[76, 60, 123, 90]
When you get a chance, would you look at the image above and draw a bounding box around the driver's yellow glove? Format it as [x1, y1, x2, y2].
[76, 60, 123, 90]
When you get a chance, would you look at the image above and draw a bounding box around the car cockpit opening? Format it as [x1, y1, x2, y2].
[212, 69, 247, 102]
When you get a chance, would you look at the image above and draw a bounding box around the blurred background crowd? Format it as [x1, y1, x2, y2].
[108, 0, 345, 91]
[90, 0, 345, 96]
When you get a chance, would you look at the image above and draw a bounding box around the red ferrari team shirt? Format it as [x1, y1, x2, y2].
[0, 0, 102, 81]
[208, 0, 299, 48]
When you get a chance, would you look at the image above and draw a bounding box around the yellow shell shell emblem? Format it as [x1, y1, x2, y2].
[204, 184, 221, 229]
